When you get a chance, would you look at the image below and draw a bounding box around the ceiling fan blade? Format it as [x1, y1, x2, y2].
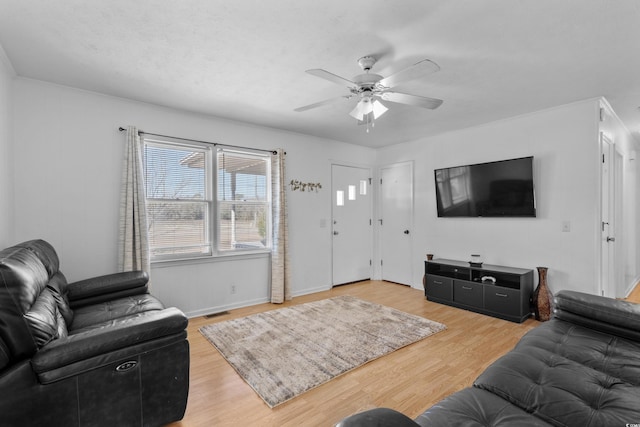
[378, 59, 440, 88]
[306, 69, 356, 87]
[294, 95, 353, 112]
[380, 91, 443, 109]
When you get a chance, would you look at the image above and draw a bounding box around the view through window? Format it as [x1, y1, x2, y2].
[143, 137, 271, 260]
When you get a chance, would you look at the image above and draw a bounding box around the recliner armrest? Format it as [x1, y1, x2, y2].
[32, 307, 187, 380]
[67, 270, 149, 307]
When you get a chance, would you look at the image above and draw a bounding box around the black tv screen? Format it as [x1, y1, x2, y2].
[434, 156, 536, 217]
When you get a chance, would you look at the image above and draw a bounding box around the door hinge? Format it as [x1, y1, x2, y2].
[369, 259, 372, 266]
[599, 107, 605, 122]
[381, 259, 383, 266]
[369, 219, 372, 226]
[380, 178, 383, 185]
[602, 153, 605, 163]
[368, 177, 372, 184]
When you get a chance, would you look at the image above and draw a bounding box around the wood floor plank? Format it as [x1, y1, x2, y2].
[166, 280, 543, 426]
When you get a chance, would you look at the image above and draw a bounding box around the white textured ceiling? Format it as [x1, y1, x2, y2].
[1, 0, 640, 148]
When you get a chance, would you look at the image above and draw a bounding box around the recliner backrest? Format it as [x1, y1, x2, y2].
[0, 241, 70, 371]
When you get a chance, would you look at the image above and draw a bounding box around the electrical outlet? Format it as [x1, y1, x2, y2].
[230, 284, 237, 294]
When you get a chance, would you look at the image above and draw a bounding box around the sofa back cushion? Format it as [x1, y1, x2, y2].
[554, 290, 640, 341]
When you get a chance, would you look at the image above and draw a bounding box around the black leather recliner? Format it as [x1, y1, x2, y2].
[0, 240, 190, 427]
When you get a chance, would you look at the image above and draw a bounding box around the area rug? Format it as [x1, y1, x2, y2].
[199, 295, 446, 407]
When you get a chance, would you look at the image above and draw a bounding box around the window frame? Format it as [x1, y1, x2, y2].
[142, 136, 272, 263]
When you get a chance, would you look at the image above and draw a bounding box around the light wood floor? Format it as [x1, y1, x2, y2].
[167, 281, 547, 427]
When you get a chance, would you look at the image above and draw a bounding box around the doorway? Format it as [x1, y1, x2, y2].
[331, 164, 372, 286]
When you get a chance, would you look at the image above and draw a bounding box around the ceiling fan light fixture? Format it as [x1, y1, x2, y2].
[362, 98, 374, 116]
[372, 99, 388, 119]
[349, 102, 365, 120]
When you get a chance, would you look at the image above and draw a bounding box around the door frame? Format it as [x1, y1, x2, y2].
[330, 160, 374, 286]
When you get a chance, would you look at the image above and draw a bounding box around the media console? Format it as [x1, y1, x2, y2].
[425, 259, 534, 323]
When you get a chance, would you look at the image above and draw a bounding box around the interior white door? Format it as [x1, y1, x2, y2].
[600, 133, 616, 297]
[379, 162, 413, 286]
[331, 164, 372, 286]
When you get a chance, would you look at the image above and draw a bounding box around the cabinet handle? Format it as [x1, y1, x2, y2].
[433, 280, 443, 285]
[495, 293, 508, 297]
[462, 286, 473, 290]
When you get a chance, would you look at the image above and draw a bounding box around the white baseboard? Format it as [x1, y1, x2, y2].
[185, 296, 269, 318]
[185, 285, 332, 318]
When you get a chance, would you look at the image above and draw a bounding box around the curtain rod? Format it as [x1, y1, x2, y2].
[118, 127, 281, 155]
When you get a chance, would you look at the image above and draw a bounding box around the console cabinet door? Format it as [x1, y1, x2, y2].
[426, 276, 453, 301]
[454, 281, 483, 308]
[484, 287, 522, 317]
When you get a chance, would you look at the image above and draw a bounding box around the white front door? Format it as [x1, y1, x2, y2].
[379, 162, 413, 286]
[331, 164, 372, 286]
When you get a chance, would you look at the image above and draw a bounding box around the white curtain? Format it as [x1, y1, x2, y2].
[117, 126, 150, 274]
[270, 149, 291, 303]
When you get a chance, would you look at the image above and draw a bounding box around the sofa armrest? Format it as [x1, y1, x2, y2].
[554, 290, 640, 341]
[67, 270, 149, 307]
[32, 307, 187, 377]
[335, 408, 420, 427]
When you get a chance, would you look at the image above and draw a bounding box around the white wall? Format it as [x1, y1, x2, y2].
[10, 77, 638, 314]
[12, 78, 375, 316]
[375, 100, 604, 295]
[0, 46, 15, 247]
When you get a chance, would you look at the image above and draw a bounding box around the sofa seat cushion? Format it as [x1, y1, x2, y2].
[513, 319, 640, 386]
[415, 388, 552, 427]
[70, 294, 165, 333]
[474, 322, 640, 426]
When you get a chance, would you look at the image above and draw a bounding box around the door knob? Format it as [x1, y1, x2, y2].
[607, 236, 615, 242]
[333, 231, 339, 235]
[404, 230, 410, 234]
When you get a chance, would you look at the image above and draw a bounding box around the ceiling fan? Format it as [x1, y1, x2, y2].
[294, 56, 443, 130]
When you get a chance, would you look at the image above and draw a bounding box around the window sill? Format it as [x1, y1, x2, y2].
[150, 249, 271, 269]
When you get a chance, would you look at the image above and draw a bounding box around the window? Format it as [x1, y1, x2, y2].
[143, 137, 271, 261]
[217, 150, 270, 252]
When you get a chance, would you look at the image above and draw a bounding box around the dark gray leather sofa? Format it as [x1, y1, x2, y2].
[0, 239, 190, 426]
[337, 290, 640, 426]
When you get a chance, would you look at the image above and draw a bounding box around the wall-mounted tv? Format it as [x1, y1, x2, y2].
[434, 156, 536, 217]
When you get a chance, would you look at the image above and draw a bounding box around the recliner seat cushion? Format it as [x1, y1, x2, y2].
[70, 294, 165, 333]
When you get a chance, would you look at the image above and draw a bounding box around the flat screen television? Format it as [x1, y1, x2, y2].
[434, 156, 536, 217]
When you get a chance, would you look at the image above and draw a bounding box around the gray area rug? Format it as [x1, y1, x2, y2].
[199, 295, 446, 407]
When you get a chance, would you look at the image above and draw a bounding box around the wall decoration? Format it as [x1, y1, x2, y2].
[290, 180, 322, 192]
